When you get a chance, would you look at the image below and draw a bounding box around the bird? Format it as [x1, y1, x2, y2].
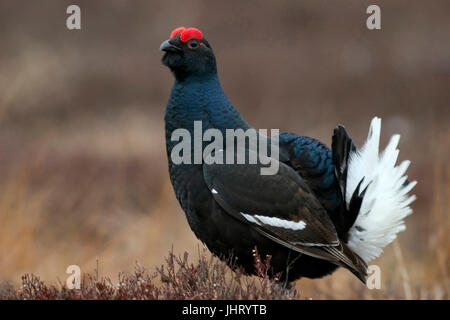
[160, 26, 417, 284]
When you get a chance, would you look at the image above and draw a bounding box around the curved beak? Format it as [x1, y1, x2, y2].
[160, 39, 182, 52]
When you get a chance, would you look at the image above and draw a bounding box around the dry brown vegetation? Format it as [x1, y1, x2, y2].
[0, 1, 449, 299]
[0, 249, 297, 300]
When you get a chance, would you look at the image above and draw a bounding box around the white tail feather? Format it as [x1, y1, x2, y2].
[346, 117, 416, 263]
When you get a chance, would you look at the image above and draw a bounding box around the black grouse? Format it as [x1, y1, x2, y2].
[160, 27, 416, 284]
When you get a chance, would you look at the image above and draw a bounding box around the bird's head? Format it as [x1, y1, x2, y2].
[160, 27, 217, 81]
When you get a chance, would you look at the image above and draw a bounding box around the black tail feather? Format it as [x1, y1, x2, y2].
[331, 125, 356, 203]
[332, 125, 366, 233]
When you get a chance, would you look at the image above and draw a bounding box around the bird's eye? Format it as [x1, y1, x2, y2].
[187, 39, 200, 49]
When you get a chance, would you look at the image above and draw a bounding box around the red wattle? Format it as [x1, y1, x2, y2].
[170, 27, 186, 39]
[180, 28, 203, 43]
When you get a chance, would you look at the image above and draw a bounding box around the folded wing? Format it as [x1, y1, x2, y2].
[203, 149, 367, 282]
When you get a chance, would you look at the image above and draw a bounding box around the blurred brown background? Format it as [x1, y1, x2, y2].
[0, 0, 448, 299]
